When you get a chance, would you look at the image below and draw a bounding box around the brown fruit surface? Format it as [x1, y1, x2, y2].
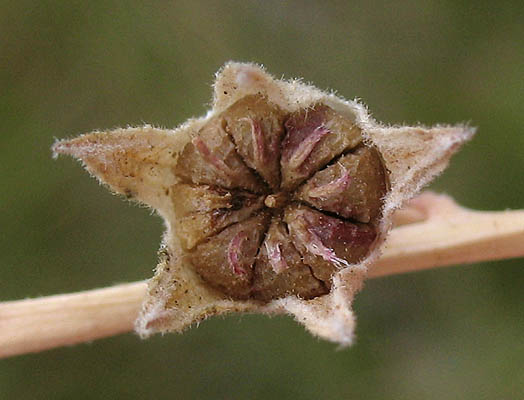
[280, 105, 362, 191]
[175, 117, 265, 193]
[284, 205, 377, 286]
[295, 146, 388, 223]
[252, 219, 328, 301]
[222, 94, 287, 191]
[177, 97, 386, 301]
[171, 183, 265, 250]
[189, 212, 271, 299]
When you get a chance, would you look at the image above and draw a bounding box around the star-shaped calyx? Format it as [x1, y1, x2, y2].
[53, 62, 474, 346]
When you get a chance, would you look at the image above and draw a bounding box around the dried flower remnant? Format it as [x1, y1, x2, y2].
[53, 62, 474, 346]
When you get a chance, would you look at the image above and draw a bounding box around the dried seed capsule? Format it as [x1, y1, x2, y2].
[55, 62, 473, 345]
[176, 96, 386, 300]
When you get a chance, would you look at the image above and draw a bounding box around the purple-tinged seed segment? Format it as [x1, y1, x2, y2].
[297, 215, 351, 269]
[285, 125, 330, 170]
[244, 118, 266, 164]
[284, 205, 377, 286]
[175, 116, 264, 193]
[193, 137, 236, 177]
[189, 212, 270, 299]
[171, 183, 265, 250]
[280, 104, 362, 191]
[228, 231, 249, 275]
[307, 166, 352, 199]
[265, 240, 288, 274]
[222, 94, 286, 191]
[252, 219, 327, 301]
[296, 146, 388, 222]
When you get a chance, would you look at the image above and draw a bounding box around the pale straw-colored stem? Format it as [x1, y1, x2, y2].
[371, 192, 524, 277]
[0, 282, 147, 359]
[1, 193, 523, 359]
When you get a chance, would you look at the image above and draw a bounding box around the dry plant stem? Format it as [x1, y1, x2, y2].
[0, 282, 146, 359]
[1, 193, 523, 359]
[373, 192, 524, 276]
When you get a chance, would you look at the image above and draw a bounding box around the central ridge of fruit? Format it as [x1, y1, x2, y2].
[172, 94, 389, 302]
[264, 192, 289, 209]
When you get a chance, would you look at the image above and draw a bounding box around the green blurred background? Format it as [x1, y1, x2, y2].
[1, 0, 523, 398]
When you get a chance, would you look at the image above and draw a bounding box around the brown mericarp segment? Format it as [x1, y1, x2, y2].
[252, 219, 328, 301]
[295, 146, 388, 223]
[222, 94, 287, 191]
[189, 212, 271, 299]
[175, 117, 265, 193]
[284, 205, 377, 286]
[171, 183, 265, 250]
[280, 105, 362, 191]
